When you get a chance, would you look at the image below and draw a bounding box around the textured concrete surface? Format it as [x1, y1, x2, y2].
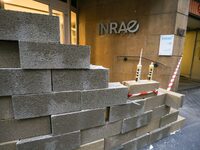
[160, 109, 179, 127]
[81, 121, 122, 145]
[144, 93, 166, 111]
[19, 41, 90, 69]
[141, 87, 200, 150]
[0, 97, 14, 120]
[109, 101, 144, 123]
[76, 139, 104, 150]
[151, 105, 171, 119]
[148, 125, 170, 144]
[121, 111, 152, 133]
[51, 108, 106, 135]
[0, 141, 17, 150]
[12, 91, 81, 119]
[136, 105, 170, 137]
[0, 117, 51, 143]
[104, 130, 137, 150]
[52, 65, 109, 91]
[0, 40, 20, 68]
[0, 69, 51, 96]
[81, 82, 128, 109]
[159, 88, 184, 109]
[123, 133, 149, 150]
[122, 80, 160, 94]
[0, 10, 60, 42]
[17, 131, 80, 150]
[170, 115, 185, 133]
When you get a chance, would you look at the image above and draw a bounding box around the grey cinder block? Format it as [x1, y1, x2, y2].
[122, 80, 159, 94]
[52, 108, 106, 135]
[121, 111, 152, 133]
[170, 115, 185, 133]
[159, 88, 184, 109]
[0, 69, 51, 96]
[19, 41, 90, 69]
[0, 40, 20, 68]
[149, 125, 171, 144]
[52, 65, 109, 91]
[0, 96, 14, 120]
[160, 109, 179, 127]
[144, 92, 166, 111]
[81, 82, 128, 110]
[0, 10, 60, 42]
[151, 105, 170, 119]
[136, 105, 170, 137]
[104, 130, 137, 150]
[109, 101, 144, 123]
[0, 141, 17, 150]
[0, 117, 51, 143]
[122, 133, 150, 150]
[12, 91, 81, 119]
[17, 131, 80, 150]
[81, 121, 122, 145]
[75, 139, 104, 150]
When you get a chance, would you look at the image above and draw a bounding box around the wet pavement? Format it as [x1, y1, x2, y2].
[141, 79, 200, 150]
[178, 77, 200, 91]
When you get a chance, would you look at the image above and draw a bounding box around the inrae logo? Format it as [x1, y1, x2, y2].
[99, 20, 139, 35]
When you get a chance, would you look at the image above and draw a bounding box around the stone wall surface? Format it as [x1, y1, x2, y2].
[0, 9, 185, 150]
[78, 0, 190, 91]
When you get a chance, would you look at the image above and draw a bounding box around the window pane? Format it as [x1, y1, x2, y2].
[4, 0, 49, 15]
[71, 11, 77, 45]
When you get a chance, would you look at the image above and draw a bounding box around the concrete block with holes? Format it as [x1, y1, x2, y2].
[122, 80, 160, 94]
[159, 88, 184, 109]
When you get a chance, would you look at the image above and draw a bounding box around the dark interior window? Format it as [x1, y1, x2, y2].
[71, 0, 77, 8]
[60, 0, 67, 3]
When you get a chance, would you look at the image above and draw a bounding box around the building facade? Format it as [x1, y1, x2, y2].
[78, 0, 190, 90]
[1, 0, 200, 90]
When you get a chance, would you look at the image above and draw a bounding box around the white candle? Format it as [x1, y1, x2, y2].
[135, 48, 143, 82]
[148, 62, 154, 80]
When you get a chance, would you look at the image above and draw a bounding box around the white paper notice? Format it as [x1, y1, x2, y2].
[159, 35, 174, 56]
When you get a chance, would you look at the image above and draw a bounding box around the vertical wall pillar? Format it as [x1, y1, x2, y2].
[65, 0, 71, 44]
[0, 0, 4, 9]
[49, 0, 52, 16]
[76, 2, 79, 45]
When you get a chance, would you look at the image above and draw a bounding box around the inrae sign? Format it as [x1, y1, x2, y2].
[99, 20, 139, 35]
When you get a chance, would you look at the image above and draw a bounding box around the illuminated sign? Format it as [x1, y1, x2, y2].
[99, 20, 139, 35]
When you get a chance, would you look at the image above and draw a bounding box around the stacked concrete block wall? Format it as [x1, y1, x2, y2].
[0, 10, 185, 150]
